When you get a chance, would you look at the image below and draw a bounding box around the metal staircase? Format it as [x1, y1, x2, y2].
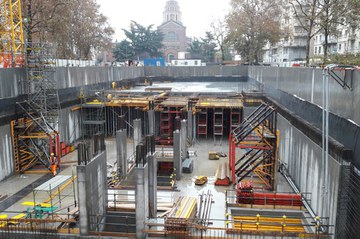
[229, 103, 279, 190]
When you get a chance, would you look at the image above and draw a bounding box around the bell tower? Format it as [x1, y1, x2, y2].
[163, 0, 182, 24]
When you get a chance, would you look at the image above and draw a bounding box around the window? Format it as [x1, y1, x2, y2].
[338, 44, 342, 51]
[314, 47, 317, 54]
[184, 61, 188, 66]
[174, 60, 178, 65]
[319, 46, 322, 54]
[194, 61, 198, 65]
[168, 54, 175, 62]
[167, 32, 177, 42]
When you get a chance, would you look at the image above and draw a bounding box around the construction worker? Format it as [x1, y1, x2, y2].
[50, 153, 58, 176]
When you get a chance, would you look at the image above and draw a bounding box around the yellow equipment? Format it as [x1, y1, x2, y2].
[208, 151, 220, 160]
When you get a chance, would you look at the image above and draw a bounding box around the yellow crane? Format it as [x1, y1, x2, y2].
[0, 0, 24, 68]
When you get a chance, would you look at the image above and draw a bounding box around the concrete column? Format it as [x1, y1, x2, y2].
[173, 130, 182, 180]
[116, 129, 127, 178]
[133, 119, 142, 151]
[77, 152, 107, 236]
[135, 163, 149, 239]
[148, 110, 155, 136]
[181, 120, 187, 160]
[187, 110, 193, 143]
[148, 154, 157, 217]
[77, 166, 89, 235]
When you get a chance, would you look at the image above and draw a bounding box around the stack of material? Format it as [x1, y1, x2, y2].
[215, 162, 231, 186]
[237, 181, 253, 204]
[108, 202, 174, 212]
[165, 196, 197, 232]
[237, 180, 303, 206]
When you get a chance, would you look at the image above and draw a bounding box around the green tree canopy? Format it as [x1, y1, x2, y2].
[188, 32, 217, 62]
[113, 21, 163, 61]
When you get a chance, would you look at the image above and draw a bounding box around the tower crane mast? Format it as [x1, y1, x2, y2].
[0, 0, 24, 68]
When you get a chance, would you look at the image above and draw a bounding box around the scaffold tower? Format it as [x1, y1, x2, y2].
[11, 41, 60, 173]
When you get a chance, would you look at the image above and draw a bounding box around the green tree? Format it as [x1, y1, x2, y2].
[226, 0, 282, 63]
[188, 38, 203, 59]
[201, 31, 217, 62]
[113, 40, 134, 61]
[119, 21, 163, 60]
[188, 33, 217, 62]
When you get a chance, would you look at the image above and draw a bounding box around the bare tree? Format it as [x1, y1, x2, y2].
[317, 0, 349, 63]
[210, 19, 228, 62]
[226, 0, 282, 63]
[289, 0, 322, 66]
[23, 0, 114, 59]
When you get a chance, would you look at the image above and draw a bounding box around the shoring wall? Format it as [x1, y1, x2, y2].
[249, 66, 360, 238]
[0, 124, 14, 181]
[278, 114, 340, 235]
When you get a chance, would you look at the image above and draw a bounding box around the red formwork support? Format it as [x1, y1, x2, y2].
[56, 133, 61, 166]
[237, 192, 302, 207]
[228, 133, 236, 183]
[197, 109, 208, 138]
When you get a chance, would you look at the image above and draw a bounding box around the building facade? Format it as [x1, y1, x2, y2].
[263, 3, 307, 66]
[313, 25, 360, 61]
[158, 0, 188, 62]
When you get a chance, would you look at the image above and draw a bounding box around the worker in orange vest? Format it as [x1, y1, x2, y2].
[50, 153, 58, 176]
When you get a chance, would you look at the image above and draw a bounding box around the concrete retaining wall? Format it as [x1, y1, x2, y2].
[278, 115, 340, 233]
[56, 67, 144, 89]
[0, 125, 14, 181]
[0, 68, 25, 98]
[58, 107, 81, 143]
[144, 65, 248, 77]
[0, 66, 247, 100]
[249, 66, 360, 125]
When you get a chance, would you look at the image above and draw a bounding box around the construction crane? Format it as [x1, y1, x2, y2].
[1, 0, 61, 174]
[0, 0, 25, 68]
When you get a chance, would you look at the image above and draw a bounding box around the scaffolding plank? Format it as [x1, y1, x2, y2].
[35, 175, 72, 191]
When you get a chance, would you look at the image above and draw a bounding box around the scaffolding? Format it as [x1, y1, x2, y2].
[11, 42, 60, 173]
[229, 103, 279, 190]
[195, 97, 243, 141]
[155, 97, 188, 144]
[0, 0, 24, 68]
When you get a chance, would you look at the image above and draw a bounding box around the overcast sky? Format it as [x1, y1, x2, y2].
[96, 0, 231, 41]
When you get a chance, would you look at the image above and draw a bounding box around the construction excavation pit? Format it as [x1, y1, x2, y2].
[0, 71, 347, 239]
